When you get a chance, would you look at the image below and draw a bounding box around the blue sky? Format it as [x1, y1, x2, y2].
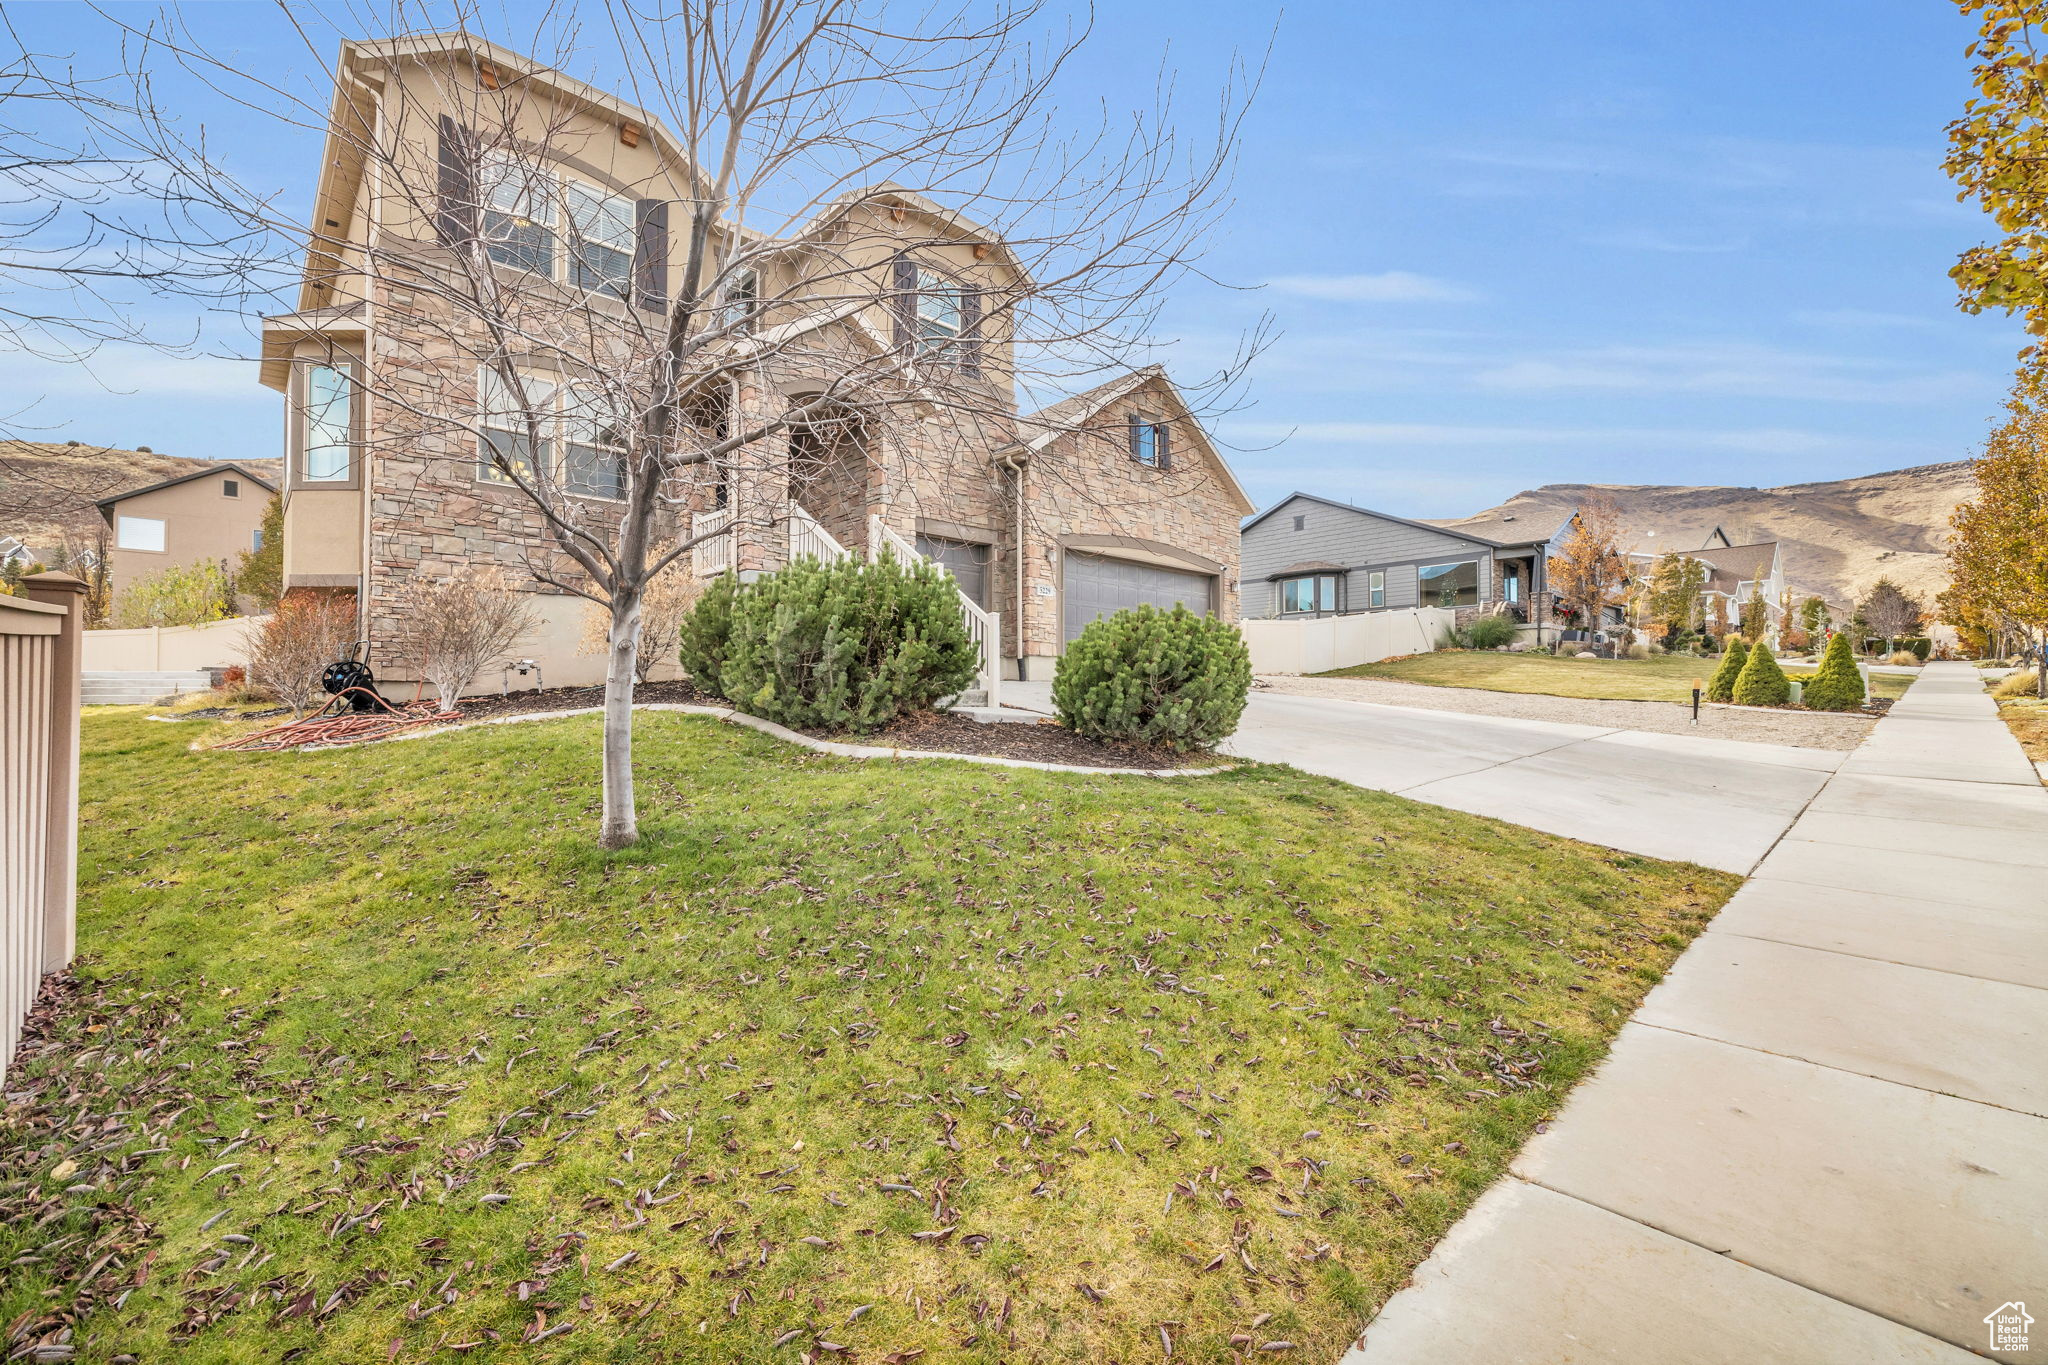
[2, 0, 2023, 518]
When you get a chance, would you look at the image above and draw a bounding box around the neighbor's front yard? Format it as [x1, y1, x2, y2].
[1321, 649, 1913, 704]
[2, 710, 1734, 1363]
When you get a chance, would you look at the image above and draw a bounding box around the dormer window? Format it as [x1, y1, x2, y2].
[1129, 412, 1170, 469]
[722, 268, 760, 329]
[891, 256, 981, 374]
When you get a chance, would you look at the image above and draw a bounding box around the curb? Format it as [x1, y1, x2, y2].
[238, 701, 1234, 778]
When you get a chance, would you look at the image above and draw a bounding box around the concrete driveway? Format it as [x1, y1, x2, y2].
[1003, 682, 1841, 873]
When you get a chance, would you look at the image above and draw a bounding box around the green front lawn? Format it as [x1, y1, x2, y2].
[2, 711, 1735, 1363]
[1319, 649, 1913, 703]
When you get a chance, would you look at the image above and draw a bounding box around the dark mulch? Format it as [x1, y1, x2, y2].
[152, 704, 291, 721]
[798, 708, 1220, 770]
[451, 677, 720, 721]
[414, 680, 1211, 770]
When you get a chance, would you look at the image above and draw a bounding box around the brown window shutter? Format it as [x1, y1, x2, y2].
[634, 199, 669, 312]
[891, 254, 918, 349]
[435, 115, 478, 246]
[959, 287, 983, 375]
[1127, 416, 1142, 460]
[1158, 419, 1172, 470]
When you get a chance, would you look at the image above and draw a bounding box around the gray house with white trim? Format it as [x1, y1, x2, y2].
[1240, 492, 1583, 634]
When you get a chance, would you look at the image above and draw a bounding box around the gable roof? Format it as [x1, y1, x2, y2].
[95, 462, 276, 513]
[785, 184, 1032, 286]
[1012, 366, 1254, 514]
[1243, 491, 1510, 547]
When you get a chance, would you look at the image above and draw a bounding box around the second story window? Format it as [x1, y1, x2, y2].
[914, 269, 962, 356]
[1129, 412, 1170, 468]
[566, 181, 633, 299]
[298, 362, 356, 484]
[223, 478, 240, 498]
[721, 268, 760, 329]
[479, 155, 557, 277]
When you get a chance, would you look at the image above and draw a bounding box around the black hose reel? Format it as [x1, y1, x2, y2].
[320, 642, 386, 713]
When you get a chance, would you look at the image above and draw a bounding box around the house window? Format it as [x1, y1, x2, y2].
[300, 363, 355, 482]
[722, 268, 760, 329]
[565, 180, 634, 299]
[564, 385, 627, 500]
[1292, 515, 1306, 531]
[116, 516, 165, 552]
[914, 268, 962, 356]
[478, 368, 557, 486]
[479, 154, 558, 277]
[1418, 559, 1481, 608]
[1368, 570, 1385, 608]
[1279, 574, 1338, 614]
[252, 527, 264, 552]
[1129, 413, 1170, 469]
[223, 478, 240, 498]
[1504, 564, 1522, 603]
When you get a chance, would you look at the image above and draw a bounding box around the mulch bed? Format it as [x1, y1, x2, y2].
[452, 677, 720, 721]
[796, 707, 1219, 770]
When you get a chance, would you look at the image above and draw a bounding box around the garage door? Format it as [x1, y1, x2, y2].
[1063, 551, 1214, 644]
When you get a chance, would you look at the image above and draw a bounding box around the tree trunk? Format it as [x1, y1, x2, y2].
[599, 589, 644, 850]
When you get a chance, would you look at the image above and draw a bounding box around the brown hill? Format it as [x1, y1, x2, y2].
[1437, 461, 1975, 610]
[0, 441, 282, 559]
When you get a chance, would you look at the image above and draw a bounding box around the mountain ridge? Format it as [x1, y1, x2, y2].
[1435, 460, 1975, 609]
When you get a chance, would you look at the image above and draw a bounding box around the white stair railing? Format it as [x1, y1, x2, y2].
[869, 514, 1001, 709]
[789, 502, 850, 563]
[691, 508, 733, 576]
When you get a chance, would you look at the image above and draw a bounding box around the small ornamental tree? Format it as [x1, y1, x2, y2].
[1706, 637, 1749, 702]
[1802, 632, 1868, 711]
[112, 558, 236, 628]
[1053, 604, 1251, 752]
[390, 567, 539, 712]
[247, 593, 358, 717]
[1732, 639, 1791, 706]
[718, 551, 978, 733]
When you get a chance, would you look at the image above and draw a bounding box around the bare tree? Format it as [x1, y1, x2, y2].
[111, 1, 1259, 846]
[578, 565, 698, 683]
[390, 567, 538, 711]
[246, 594, 357, 717]
[1858, 577, 1922, 655]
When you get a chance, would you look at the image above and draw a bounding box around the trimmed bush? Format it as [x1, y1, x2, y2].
[1463, 613, 1519, 649]
[1903, 636, 1932, 662]
[1732, 639, 1791, 706]
[1053, 604, 1250, 752]
[1801, 633, 1866, 711]
[1705, 638, 1748, 702]
[715, 551, 978, 733]
[676, 571, 742, 696]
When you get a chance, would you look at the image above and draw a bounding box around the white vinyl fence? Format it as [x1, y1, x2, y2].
[1, 574, 83, 1080]
[82, 614, 265, 673]
[1239, 607, 1455, 675]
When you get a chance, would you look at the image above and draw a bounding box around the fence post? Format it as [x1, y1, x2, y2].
[23, 572, 84, 972]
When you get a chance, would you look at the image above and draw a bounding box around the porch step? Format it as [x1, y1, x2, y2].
[82, 670, 211, 705]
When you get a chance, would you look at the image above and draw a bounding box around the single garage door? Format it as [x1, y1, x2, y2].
[1063, 551, 1214, 644]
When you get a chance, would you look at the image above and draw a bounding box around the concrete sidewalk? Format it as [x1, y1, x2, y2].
[1343, 662, 2048, 1363]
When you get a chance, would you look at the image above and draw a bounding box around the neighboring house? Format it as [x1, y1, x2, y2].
[1241, 493, 1584, 637]
[94, 463, 276, 602]
[1626, 528, 1785, 639]
[258, 35, 1248, 692]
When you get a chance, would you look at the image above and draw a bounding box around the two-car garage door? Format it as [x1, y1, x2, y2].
[1062, 550, 1215, 644]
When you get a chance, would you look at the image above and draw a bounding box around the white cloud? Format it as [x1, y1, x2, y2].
[1468, 341, 1980, 405]
[1264, 271, 1479, 304]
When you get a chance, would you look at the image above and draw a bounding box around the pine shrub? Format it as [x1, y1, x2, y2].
[1801, 633, 1866, 711]
[677, 571, 742, 697]
[1705, 638, 1748, 702]
[1053, 604, 1251, 752]
[1732, 639, 1791, 706]
[716, 551, 978, 733]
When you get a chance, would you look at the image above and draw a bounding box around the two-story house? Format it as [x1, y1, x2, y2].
[257, 34, 1251, 697]
[94, 462, 276, 604]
